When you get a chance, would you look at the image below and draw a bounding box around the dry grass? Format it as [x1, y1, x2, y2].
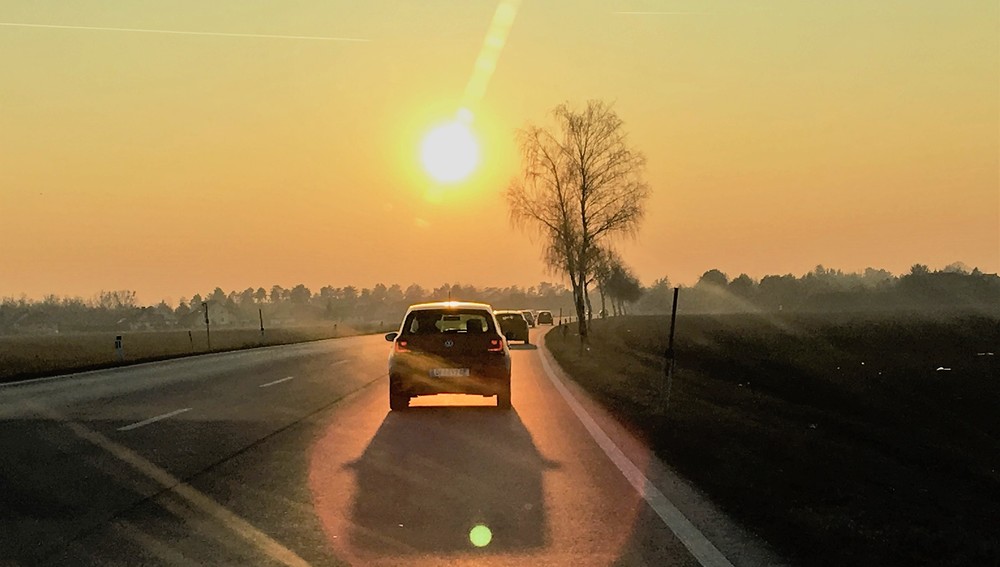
[548, 313, 1000, 566]
[0, 323, 393, 382]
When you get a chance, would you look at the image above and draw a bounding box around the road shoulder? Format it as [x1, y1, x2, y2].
[538, 328, 789, 567]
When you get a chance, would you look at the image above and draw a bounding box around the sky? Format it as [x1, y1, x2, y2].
[1, 0, 997, 304]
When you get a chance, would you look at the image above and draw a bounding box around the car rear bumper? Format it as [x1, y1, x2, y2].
[395, 376, 508, 396]
[390, 355, 510, 396]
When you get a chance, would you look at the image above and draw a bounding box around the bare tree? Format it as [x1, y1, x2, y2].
[591, 246, 621, 318]
[606, 265, 643, 315]
[507, 100, 650, 341]
[93, 290, 138, 310]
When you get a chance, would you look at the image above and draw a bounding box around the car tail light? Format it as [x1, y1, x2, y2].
[395, 340, 410, 352]
[488, 338, 504, 352]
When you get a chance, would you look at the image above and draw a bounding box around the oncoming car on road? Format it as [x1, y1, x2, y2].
[385, 302, 512, 410]
[494, 310, 530, 344]
[536, 310, 553, 325]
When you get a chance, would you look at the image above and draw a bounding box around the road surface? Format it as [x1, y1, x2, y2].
[0, 329, 781, 566]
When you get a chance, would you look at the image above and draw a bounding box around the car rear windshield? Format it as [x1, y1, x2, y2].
[402, 309, 496, 335]
[496, 314, 523, 323]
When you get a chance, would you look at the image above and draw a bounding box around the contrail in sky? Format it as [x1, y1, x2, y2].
[459, 0, 521, 123]
[613, 11, 715, 15]
[0, 22, 370, 42]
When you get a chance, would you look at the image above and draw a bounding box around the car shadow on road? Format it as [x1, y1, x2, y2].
[345, 407, 558, 555]
[0, 415, 337, 566]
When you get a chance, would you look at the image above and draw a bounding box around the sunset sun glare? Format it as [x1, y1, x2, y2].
[420, 116, 480, 184]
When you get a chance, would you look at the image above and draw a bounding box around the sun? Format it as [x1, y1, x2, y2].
[420, 118, 480, 184]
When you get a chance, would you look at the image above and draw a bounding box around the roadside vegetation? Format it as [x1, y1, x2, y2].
[547, 312, 1000, 566]
[0, 324, 392, 383]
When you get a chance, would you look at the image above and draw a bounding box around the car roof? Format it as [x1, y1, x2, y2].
[494, 310, 524, 315]
[405, 301, 494, 312]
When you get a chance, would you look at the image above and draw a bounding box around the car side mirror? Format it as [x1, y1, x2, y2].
[385, 332, 398, 342]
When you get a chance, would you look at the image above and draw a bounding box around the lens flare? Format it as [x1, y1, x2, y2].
[469, 524, 492, 547]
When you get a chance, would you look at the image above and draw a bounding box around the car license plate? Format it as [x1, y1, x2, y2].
[429, 368, 470, 378]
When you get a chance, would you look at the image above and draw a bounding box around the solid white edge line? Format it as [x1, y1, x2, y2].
[117, 407, 192, 432]
[537, 345, 735, 567]
[259, 376, 295, 388]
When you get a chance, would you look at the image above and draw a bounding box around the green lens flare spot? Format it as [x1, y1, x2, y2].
[469, 524, 492, 547]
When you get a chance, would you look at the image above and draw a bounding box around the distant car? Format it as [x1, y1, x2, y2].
[385, 301, 512, 410]
[536, 310, 553, 325]
[521, 310, 536, 327]
[494, 310, 530, 344]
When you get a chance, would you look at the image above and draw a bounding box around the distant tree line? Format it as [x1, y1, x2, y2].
[2, 263, 996, 335]
[633, 263, 1000, 315]
[0, 282, 580, 335]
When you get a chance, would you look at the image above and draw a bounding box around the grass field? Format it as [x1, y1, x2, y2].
[547, 313, 1000, 566]
[0, 323, 394, 383]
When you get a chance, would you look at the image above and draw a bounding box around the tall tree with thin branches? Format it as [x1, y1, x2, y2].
[507, 100, 650, 341]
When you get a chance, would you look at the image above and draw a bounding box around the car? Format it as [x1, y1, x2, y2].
[494, 310, 530, 344]
[536, 310, 554, 325]
[385, 301, 512, 410]
[521, 310, 536, 327]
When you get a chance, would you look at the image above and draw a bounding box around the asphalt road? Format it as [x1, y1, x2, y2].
[0, 329, 781, 566]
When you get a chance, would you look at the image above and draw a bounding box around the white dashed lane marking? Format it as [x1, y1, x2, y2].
[259, 376, 295, 388]
[117, 408, 192, 432]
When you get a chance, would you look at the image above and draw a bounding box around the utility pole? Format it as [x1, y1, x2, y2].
[202, 301, 211, 350]
[259, 308, 265, 340]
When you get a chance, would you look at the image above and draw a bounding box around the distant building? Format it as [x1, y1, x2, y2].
[125, 307, 177, 331]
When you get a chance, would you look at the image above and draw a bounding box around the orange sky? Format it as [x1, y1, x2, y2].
[1, 1, 997, 304]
